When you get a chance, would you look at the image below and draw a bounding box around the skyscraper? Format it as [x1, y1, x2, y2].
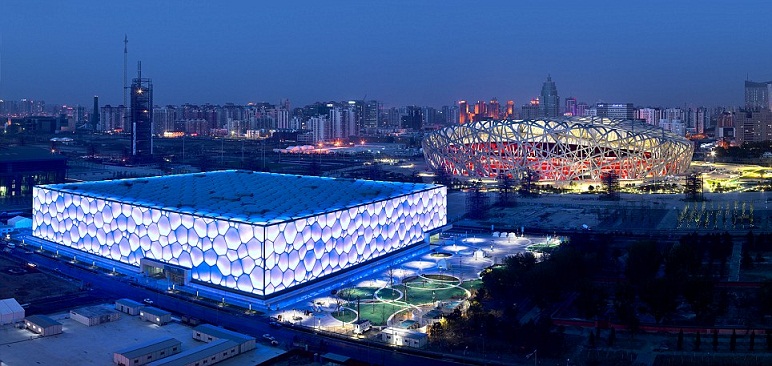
[488, 98, 500, 119]
[539, 75, 560, 117]
[91, 96, 100, 131]
[505, 100, 515, 119]
[745, 80, 770, 111]
[130, 62, 153, 160]
[458, 100, 469, 124]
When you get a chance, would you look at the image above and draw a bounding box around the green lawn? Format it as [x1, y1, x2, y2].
[330, 308, 357, 323]
[374, 287, 402, 301]
[338, 287, 379, 301]
[392, 284, 467, 305]
[345, 302, 406, 326]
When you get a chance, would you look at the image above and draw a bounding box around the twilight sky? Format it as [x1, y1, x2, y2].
[1, 0, 771, 108]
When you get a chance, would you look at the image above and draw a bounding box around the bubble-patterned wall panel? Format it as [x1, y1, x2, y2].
[31, 171, 447, 298]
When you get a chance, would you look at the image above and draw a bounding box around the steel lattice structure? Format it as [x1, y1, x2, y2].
[423, 117, 693, 181]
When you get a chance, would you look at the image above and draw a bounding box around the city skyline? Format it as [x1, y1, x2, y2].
[1, 1, 771, 108]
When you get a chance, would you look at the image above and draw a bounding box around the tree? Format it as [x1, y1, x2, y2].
[695, 331, 701, 351]
[641, 278, 678, 323]
[750, 331, 755, 351]
[677, 329, 684, 350]
[767, 330, 771, 351]
[625, 241, 662, 287]
[713, 330, 719, 351]
[759, 280, 772, 316]
[730, 329, 737, 351]
[683, 276, 716, 322]
[588, 331, 596, 348]
[607, 327, 616, 347]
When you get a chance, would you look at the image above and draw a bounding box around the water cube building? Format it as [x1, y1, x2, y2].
[32, 170, 446, 304]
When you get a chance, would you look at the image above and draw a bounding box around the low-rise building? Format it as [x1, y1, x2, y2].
[115, 298, 145, 316]
[24, 315, 62, 337]
[147, 339, 239, 366]
[193, 324, 256, 353]
[113, 337, 182, 366]
[140, 307, 172, 326]
[0, 298, 25, 325]
[352, 319, 371, 335]
[377, 327, 428, 348]
[70, 305, 121, 326]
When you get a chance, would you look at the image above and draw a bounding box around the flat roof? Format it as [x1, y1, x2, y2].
[321, 352, 351, 363]
[141, 307, 171, 317]
[39, 170, 441, 224]
[381, 327, 428, 338]
[25, 314, 61, 328]
[116, 298, 144, 307]
[0, 308, 285, 365]
[194, 324, 255, 343]
[116, 337, 181, 359]
[71, 305, 119, 318]
[148, 339, 237, 366]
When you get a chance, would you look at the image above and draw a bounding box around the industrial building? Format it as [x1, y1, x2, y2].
[24, 314, 63, 336]
[32, 170, 447, 307]
[147, 339, 239, 366]
[0, 298, 25, 325]
[70, 305, 121, 326]
[115, 298, 145, 316]
[193, 324, 256, 353]
[114, 337, 182, 366]
[140, 307, 172, 326]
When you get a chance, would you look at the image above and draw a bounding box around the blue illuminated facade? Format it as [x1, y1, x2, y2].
[32, 171, 447, 298]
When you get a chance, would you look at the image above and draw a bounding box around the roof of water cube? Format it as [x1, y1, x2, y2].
[42, 170, 439, 225]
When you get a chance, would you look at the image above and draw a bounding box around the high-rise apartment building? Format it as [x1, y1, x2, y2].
[576, 102, 589, 117]
[564, 97, 577, 116]
[363, 100, 380, 131]
[505, 100, 515, 119]
[521, 98, 540, 120]
[458, 100, 469, 124]
[734, 108, 772, 144]
[745, 80, 770, 111]
[401, 106, 422, 130]
[100, 105, 127, 132]
[488, 98, 500, 119]
[153, 105, 177, 135]
[539, 75, 560, 117]
[91, 96, 100, 131]
[637, 108, 661, 126]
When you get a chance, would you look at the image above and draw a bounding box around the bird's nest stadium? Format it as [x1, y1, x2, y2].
[423, 117, 694, 181]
